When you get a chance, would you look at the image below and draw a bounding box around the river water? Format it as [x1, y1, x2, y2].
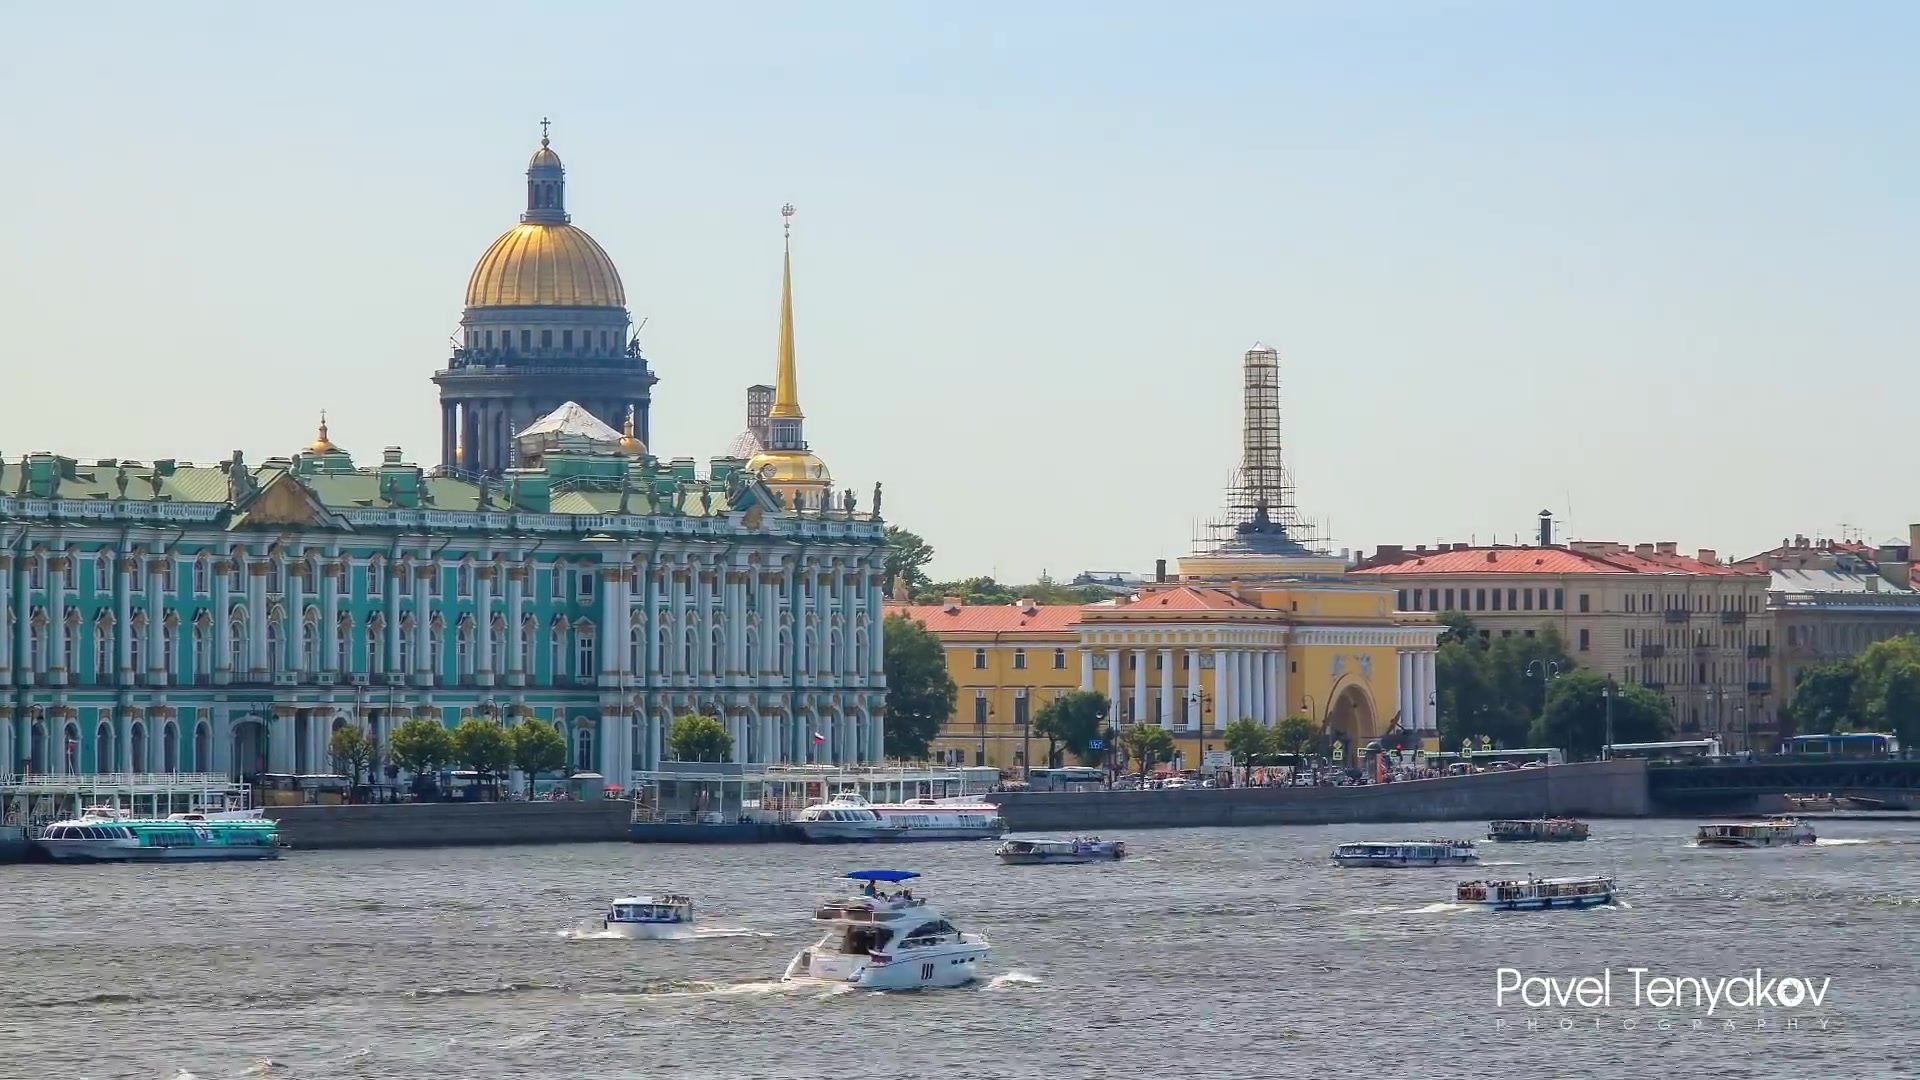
[0, 817, 1913, 1080]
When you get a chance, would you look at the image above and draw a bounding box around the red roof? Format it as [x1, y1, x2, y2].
[885, 602, 1085, 633]
[1098, 585, 1262, 611]
[1351, 545, 1761, 577]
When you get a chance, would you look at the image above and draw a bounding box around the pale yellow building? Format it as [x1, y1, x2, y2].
[1351, 524, 1777, 752]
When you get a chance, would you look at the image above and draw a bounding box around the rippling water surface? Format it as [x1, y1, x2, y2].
[2, 817, 1915, 1079]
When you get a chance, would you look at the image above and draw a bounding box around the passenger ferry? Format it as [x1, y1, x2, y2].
[994, 836, 1126, 864]
[1487, 818, 1590, 843]
[1695, 817, 1817, 848]
[34, 807, 280, 862]
[602, 894, 695, 939]
[793, 791, 1006, 842]
[1456, 874, 1617, 910]
[783, 870, 989, 990]
[1332, 840, 1479, 867]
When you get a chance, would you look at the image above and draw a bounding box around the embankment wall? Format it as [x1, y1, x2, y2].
[267, 800, 633, 850]
[989, 759, 1649, 832]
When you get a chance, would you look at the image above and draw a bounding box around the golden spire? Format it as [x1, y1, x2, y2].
[768, 203, 803, 420]
[618, 404, 646, 455]
[307, 410, 337, 454]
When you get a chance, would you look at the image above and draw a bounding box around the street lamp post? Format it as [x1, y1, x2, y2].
[1601, 676, 1615, 759]
[1525, 660, 1561, 720]
[1185, 690, 1211, 774]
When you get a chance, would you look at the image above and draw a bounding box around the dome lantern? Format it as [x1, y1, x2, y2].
[523, 117, 568, 225]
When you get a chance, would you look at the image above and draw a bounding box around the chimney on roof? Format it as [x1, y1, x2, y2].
[1486, 550, 1498, 563]
[941, 595, 961, 614]
[1376, 544, 1405, 562]
[1414, 544, 1427, 553]
[1697, 549, 1717, 565]
[1538, 510, 1554, 548]
[1656, 541, 1677, 556]
[1154, 558, 1167, 583]
[1017, 597, 1038, 615]
[1634, 543, 1655, 557]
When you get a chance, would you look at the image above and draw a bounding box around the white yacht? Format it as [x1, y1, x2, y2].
[995, 836, 1126, 864]
[602, 894, 695, 938]
[1695, 817, 1817, 848]
[793, 791, 1005, 843]
[1456, 875, 1617, 910]
[783, 870, 989, 990]
[1332, 839, 1479, 867]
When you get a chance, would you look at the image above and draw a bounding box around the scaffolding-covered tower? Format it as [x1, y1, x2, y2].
[745, 384, 774, 446]
[1196, 342, 1328, 556]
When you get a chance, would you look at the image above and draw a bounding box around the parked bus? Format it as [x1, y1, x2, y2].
[1608, 739, 1723, 762]
[1786, 733, 1899, 760]
[1025, 767, 1107, 791]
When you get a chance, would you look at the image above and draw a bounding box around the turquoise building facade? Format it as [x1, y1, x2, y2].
[0, 437, 888, 791]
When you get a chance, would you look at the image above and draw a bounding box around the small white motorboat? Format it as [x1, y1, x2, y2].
[1456, 875, 1616, 910]
[783, 870, 988, 990]
[995, 836, 1127, 864]
[602, 894, 695, 938]
[1332, 839, 1478, 867]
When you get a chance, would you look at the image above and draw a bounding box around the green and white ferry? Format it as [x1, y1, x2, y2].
[34, 807, 280, 862]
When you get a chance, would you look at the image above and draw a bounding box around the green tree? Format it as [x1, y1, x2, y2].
[508, 721, 569, 796]
[1788, 662, 1858, 736]
[1271, 714, 1319, 756]
[1852, 636, 1920, 745]
[1529, 671, 1670, 759]
[1031, 690, 1110, 767]
[1119, 724, 1177, 778]
[883, 613, 957, 760]
[387, 718, 453, 793]
[451, 718, 514, 783]
[883, 526, 936, 598]
[327, 724, 375, 786]
[668, 713, 734, 763]
[1435, 613, 1574, 750]
[1222, 718, 1273, 767]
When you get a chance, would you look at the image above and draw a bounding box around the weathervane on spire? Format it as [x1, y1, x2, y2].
[540, 116, 551, 145]
[782, 202, 795, 247]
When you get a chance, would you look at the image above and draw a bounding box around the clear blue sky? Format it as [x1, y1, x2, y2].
[2, 3, 1915, 580]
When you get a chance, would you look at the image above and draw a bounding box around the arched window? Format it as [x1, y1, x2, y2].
[575, 624, 596, 678]
[337, 613, 353, 672]
[193, 622, 210, 678]
[229, 613, 246, 671]
[367, 619, 385, 673]
[398, 619, 414, 673]
[711, 625, 725, 674]
[162, 722, 179, 773]
[302, 611, 320, 671]
[265, 619, 280, 674]
[267, 561, 282, 594]
[129, 614, 146, 674]
[95, 553, 111, 588]
[193, 557, 209, 595]
[94, 618, 112, 679]
[630, 622, 645, 673]
[489, 615, 506, 673]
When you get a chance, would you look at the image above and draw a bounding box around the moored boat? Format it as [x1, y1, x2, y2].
[1456, 874, 1616, 910]
[1695, 817, 1817, 848]
[1332, 839, 1478, 867]
[1487, 818, 1590, 843]
[783, 870, 989, 990]
[995, 836, 1126, 864]
[33, 808, 280, 862]
[602, 894, 695, 938]
[793, 791, 1005, 843]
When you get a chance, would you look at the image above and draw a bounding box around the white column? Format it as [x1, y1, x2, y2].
[411, 563, 432, 678]
[1080, 649, 1094, 692]
[474, 565, 494, 683]
[670, 561, 688, 680]
[212, 561, 231, 681]
[505, 566, 525, 684]
[1131, 647, 1146, 726]
[866, 562, 885, 677]
[0, 553, 11, 682]
[1213, 648, 1231, 727]
[322, 560, 341, 675]
[146, 557, 168, 682]
[1239, 650, 1255, 725]
[46, 552, 67, 682]
[385, 566, 403, 677]
[1157, 649, 1173, 729]
[1258, 652, 1275, 725]
[599, 569, 621, 679]
[1248, 651, 1265, 724]
[814, 558, 832, 679]
[1184, 649, 1200, 731]
[247, 563, 268, 675]
[1106, 648, 1121, 718]
[1397, 651, 1411, 730]
[117, 557, 134, 678]
[284, 559, 304, 676]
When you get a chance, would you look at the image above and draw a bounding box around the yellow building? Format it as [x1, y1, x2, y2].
[889, 574, 1439, 772]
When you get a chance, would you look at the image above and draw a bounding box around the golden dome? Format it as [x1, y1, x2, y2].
[617, 409, 646, 456]
[529, 143, 562, 169]
[307, 412, 339, 454]
[745, 448, 831, 486]
[464, 222, 626, 308]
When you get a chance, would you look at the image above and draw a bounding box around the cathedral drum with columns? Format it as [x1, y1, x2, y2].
[0, 129, 888, 793]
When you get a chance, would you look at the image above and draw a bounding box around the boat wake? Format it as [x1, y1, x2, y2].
[557, 924, 770, 941]
[1406, 901, 1467, 914]
[1815, 837, 1874, 846]
[556, 927, 630, 941]
[584, 978, 833, 1002]
[984, 971, 1042, 991]
[694, 926, 774, 939]
[1475, 860, 1525, 867]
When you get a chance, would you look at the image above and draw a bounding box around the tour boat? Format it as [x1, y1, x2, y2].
[602, 894, 695, 938]
[1455, 874, 1617, 910]
[793, 791, 1006, 843]
[994, 836, 1126, 864]
[782, 870, 989, 990]
[1332, 840, 1478, 867]
[1487, 818, 1590, 843]
[1695, 817, 1817, 848]
[34, 808, 280, 862]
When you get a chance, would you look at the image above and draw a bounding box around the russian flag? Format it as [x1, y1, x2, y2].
[812, 732, 826, 744]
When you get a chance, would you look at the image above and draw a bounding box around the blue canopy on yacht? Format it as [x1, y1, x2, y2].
[845, 869, 920, 882]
